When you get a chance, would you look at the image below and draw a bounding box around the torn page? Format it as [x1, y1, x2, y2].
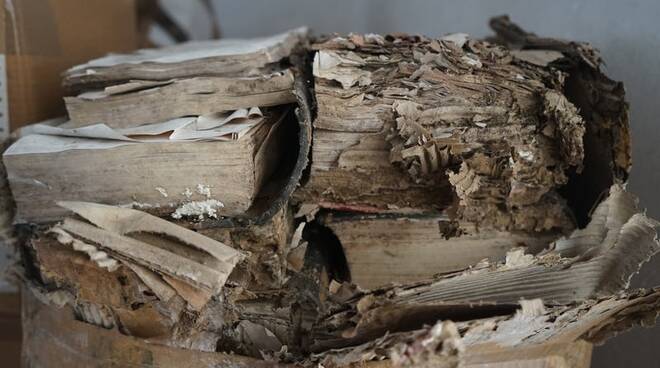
[3, 134, 135, 155]
[123, 262, 178, 303]
[20, 107, 264, 143]
[57, 201, 244, 266]
[51, 202, 243, 301]
[313, 288, 660, 367]
[49, 226, 119, 272]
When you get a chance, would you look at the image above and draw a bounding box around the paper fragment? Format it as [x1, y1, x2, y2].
[55, 202, 244, 301]
[20, 107, 264, 144]
[49, 226, 119, 272]
[162, 275, 213, 312]
[171, 199, 225, 221]
[57, 201, 243, 265]
[123, 262, 178, 303]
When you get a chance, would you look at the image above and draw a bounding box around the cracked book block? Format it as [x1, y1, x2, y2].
[296, 16, 629, 233]
[315, 211, 557, 289]
[3, 108, 290, 223]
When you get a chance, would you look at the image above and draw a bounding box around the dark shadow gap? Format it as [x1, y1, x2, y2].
[558, 68, 616, 228]
[302, 220, 351, 284]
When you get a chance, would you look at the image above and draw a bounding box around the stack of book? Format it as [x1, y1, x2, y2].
[5, 16, 660, 368]
[4, 28, 313, 356]
[5, 27, 308, 223]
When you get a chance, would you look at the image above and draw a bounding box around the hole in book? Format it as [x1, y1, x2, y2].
[242, 104, 302, 219]
[264, 105, 301, 186]
[558, 67, 617, 228]
[302, 220, 351, 283]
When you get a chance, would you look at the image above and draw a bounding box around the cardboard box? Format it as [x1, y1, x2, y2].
[0, 0, 137, 136]
[0, 293, 19, 368]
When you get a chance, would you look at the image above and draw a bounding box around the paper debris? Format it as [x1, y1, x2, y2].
[196, 184, 212, 198]
[503, 248, 536, 269]
[155, 187, 169, 198]
[172, 199, 225, 221]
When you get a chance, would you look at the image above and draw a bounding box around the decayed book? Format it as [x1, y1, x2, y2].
[315, 211, 556, 289]
[21, 185, 659, 362]
[48, 202, 243, 308]
[64, 27, 308, 89]
[3, 107, 292, 224]
[25, 201, 254, 340]
[295, 16, 631, 288]
[308, 185, 660, 350]
[295, 19, 629, 234]
[26, 201, 306, 354]
[63, 27, 308, 128]
[311, 288, 660, 367]
[197, 205, 295, 290]
[65, 72, 298, 128]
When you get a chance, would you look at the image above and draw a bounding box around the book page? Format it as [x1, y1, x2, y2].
[18, 107, 264, 144]
[67, 27, 308, 71]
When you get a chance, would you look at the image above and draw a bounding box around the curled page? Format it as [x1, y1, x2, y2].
[52, 202, 244, 308]
[20, 107, 264, 143]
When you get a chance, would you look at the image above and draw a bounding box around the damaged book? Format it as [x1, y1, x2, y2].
[4, 15, 660, 368]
